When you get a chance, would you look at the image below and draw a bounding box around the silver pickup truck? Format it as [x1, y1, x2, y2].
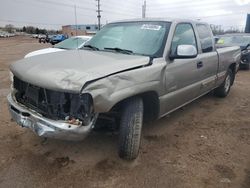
[8, 18, 241, 160]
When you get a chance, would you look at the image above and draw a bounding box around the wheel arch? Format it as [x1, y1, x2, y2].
[110, 91, 160, 122]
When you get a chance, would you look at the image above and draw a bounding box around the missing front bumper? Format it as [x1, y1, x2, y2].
[7, 94, 98, 141]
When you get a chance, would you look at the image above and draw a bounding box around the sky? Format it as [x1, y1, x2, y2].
[0, 0, 249, 30]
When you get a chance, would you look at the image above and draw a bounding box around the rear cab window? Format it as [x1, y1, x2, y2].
[196, 24, 214, 53]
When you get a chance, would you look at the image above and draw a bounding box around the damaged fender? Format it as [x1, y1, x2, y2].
[82, 60, 167, 113]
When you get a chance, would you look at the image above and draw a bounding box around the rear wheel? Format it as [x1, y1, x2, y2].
[214, 69, 233, 98]
[118, 97, 143, 160]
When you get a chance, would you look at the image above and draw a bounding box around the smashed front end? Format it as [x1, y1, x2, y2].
[7, 76, 98, 140]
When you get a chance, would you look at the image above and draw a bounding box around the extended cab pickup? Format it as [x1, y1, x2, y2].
[8, 18, 241, 160]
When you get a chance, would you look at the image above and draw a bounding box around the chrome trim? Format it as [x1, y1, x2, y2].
[7, 94, 98, 141]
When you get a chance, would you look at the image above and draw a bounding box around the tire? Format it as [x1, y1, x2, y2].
[118, 97, 143, 160]
[214, 69, 233, 98]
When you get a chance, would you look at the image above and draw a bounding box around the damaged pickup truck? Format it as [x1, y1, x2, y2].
[8, 18, 241, 160]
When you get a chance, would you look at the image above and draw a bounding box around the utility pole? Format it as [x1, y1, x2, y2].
[96, 0, 102, 30]
[142, 0, 146, 18]
[245, 14, 250, 33]
[74, 5, 78, 36]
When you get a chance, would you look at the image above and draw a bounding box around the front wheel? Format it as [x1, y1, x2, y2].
[214, 69, 233, 98]
[118, 97, 143, 160]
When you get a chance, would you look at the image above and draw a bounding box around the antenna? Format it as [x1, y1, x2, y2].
[96, 0, 102, 30]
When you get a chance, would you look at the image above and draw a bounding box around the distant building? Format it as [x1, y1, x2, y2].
[62, 24, 99, 36]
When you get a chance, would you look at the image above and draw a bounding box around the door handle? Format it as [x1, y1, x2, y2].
[197, 61, 203, 69]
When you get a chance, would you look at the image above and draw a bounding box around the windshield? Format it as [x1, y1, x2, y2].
[54, 37, 89, 49]
[84, 21, 171, 57]
[217, 35, 250, 47]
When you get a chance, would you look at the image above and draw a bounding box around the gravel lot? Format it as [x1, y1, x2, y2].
[0, 36, 249, 188]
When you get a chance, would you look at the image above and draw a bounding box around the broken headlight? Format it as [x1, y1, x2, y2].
[65, 93, 95, 126]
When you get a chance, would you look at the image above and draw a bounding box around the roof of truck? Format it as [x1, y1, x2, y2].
[109, 17, 207, 25]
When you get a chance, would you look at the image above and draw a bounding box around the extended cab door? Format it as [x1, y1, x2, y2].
[195, 24, 219, 94]
[160, 23, 202, 115]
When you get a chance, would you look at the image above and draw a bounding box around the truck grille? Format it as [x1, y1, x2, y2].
[13, 76, 90, 121]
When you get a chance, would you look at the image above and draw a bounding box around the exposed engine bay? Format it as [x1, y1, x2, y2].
[13, 76, 94, 126]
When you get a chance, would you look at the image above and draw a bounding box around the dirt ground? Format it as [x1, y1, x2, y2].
[0, 36, 249, 188]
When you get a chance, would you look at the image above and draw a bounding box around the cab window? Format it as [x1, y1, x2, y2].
[196, 24, 213, 53]
[171, 23, 197, 55]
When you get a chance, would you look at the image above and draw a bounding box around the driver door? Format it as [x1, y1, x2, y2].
[160, 23, 202, 115]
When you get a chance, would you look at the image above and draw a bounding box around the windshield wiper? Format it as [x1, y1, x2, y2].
[83, 44, 99, 51]
[104, 47, 134, 54]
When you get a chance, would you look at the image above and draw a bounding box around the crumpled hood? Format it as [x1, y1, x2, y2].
[10, 50, 149, 93]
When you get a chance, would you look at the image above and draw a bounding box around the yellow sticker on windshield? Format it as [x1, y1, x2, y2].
[217, 39, 224, 44]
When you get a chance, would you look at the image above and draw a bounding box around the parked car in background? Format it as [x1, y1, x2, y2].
[50, 34, 67, 45]
[39, 34, 56, 43]
[9, 33, 15, 37]
[0, 32, 7, 37]
[0, 32, 14, 38]
[38, 34, 46, 43]
[38, 34, 46, 39]
[8, 18, 241, 160]
[216, 33, 250, 69]
[25, 36, 92, 58]
[31, 34, 39, 38]
[46, 35, 55, 43]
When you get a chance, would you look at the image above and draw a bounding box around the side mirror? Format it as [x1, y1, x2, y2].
[170, 45, 197, 59]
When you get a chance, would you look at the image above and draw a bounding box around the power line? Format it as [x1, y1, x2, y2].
[36, 0, 96, 11]
[104, 10, 138, 17]
[194, 12, 247, 19]
[147, 11, 247, 19]
[12, 0, 93, 17]
[35, 0, 138, 16]
[104, 0, 141, 7]
[147, 2, 250, 16]
[147, 1, 250, 10]
[0, 19, 63, 26]
[3, 0, 247, 30]
[14, 0, 138, 17]
[147, 0, 232, 9]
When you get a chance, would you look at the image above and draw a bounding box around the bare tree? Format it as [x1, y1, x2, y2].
[5, 24, 14, 33]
